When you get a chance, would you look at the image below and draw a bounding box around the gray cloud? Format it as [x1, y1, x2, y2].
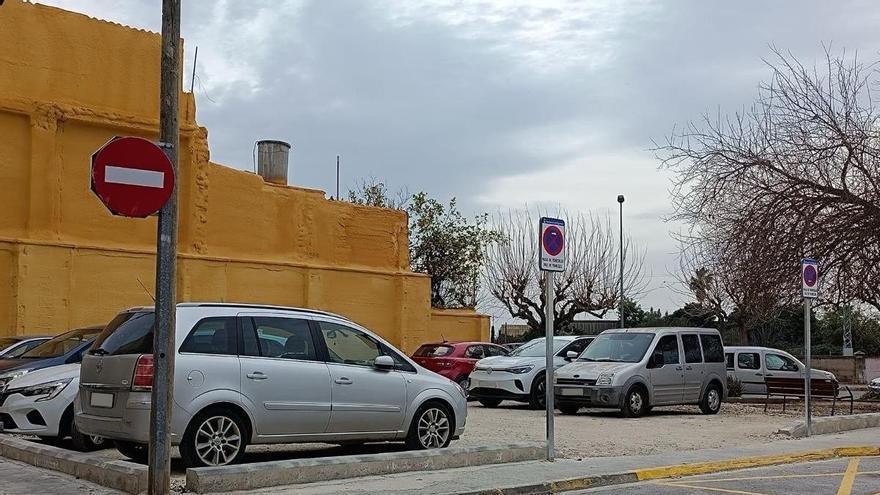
[39, 0, 880, 311]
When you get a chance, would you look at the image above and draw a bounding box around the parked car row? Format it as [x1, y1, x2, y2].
[0, 312, 841, 469]
[0, 326, 104, 450]
[459, 328, 839, 419]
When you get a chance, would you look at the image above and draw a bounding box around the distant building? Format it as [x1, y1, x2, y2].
[497, 319, 618, 343]
[564, 320, 619, 335]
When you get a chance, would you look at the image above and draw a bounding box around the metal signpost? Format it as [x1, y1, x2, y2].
[90, 2, 180, 491]
[539, 217, 565, 461]
[801, 258, 819, 437]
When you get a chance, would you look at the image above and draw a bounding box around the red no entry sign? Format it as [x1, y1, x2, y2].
[91, 136, 175, 218]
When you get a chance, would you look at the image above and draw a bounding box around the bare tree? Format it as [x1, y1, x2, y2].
[658, 47, 880, 318]
[484, 209, 646, 333]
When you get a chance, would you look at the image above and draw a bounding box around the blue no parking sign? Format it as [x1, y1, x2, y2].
[539, 217, 566, 272]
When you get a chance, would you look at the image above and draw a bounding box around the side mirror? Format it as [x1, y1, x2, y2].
[565, 351, 578, 362]
[374, 355, 395, 370]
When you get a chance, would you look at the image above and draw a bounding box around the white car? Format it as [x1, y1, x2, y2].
[0, 363, 105, 451]
[724, 346, 836, 395]
[469, 336, 594, 409]
[869, 377, 880, 393]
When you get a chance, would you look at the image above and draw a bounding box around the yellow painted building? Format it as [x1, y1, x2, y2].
[0, 1, 488, 352]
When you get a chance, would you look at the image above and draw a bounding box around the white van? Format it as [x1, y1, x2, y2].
[724, 346, 836, 395]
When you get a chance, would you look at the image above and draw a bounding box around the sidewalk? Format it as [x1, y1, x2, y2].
[215, 428, 880, 495]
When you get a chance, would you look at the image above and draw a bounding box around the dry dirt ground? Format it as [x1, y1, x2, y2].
[456, 401, 798, 459]
[29, 398, 880, 490]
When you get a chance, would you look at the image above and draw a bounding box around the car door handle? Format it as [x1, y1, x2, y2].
[685, 366, 693, 371]
[334, 377, 353, 385]
[675, 366, 683, 371]
[755, 373, 763, 376]
[246, 372, 268, 380]
[765, 373, 774, 377]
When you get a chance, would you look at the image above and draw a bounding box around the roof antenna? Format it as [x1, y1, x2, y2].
[137, 277, 156, 304]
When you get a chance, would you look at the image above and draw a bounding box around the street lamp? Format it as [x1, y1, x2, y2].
[617, 194, 625, 328]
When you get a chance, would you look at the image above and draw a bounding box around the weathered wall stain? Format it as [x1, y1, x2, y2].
[0, 0, 487, 351]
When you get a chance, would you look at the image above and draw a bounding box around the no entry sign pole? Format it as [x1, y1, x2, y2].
[539, 217, 565, 462]
[801, 258, 819, 438]
[149, 1, 181, 493]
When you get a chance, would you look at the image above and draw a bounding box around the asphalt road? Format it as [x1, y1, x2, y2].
[578, 456, 880, 495]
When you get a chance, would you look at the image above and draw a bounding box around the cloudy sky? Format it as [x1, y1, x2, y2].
[42, 0, 880, 318]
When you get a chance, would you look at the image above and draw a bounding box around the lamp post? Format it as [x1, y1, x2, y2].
[617, 195, 625, 328]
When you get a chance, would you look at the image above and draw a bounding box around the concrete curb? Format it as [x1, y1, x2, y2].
[454, 446, 880, 495]
[186, 443, 546, 493]
[777, 412, 880, 437]
[0, 435, 147, 494]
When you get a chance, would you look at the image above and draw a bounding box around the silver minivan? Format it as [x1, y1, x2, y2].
[76, 303, 467, 467]
[553, 328, 727, 417]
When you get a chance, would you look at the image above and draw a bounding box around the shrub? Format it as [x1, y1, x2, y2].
[727, 375, 743, 398]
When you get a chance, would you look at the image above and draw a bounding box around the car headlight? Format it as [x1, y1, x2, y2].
[8, 378, 72, 402]
[506, 365, 535, 374]
[0, 369, 31, 391]
[596, 372, 615, 386]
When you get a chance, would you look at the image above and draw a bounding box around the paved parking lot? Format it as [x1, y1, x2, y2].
[579, 457, 880, 495]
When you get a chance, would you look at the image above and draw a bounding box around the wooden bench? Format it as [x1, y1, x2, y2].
[764, 376, 853, 415]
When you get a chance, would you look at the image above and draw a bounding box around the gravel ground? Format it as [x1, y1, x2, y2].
[455, 401, 798, 459]
[29, 397, 880, 488]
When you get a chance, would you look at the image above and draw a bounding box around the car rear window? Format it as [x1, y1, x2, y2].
[414, 344, 454, 357]
[91, 311, 155, 356]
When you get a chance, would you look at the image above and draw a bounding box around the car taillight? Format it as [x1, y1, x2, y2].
[132, 354, 154, 391]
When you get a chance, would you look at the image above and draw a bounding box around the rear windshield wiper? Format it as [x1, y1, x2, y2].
[88, 348, 109, 356]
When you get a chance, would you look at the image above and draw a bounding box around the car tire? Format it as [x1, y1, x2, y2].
[405, 401, 454, 450]
[180, 408, 250, 468]
[70, 420, 106, 452]
[528, 372, 546, 410]
[115, 441, 149, 463]
[699, 383, 722, 415]
[621, 385, 648, 418]
[478, 398, 502, 408]
[558, 403, 580, 415]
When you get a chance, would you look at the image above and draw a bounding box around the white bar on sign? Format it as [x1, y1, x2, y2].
[105, 165, 165, 188]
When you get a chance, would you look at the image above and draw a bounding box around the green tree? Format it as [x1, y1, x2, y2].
[348, 179, 499, 309]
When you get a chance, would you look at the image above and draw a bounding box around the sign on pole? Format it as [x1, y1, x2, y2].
[539, 217, 566, 272]
[801, 258, 819, 299]
[91, 136, 175, 218]
[801, 258, 818, 438]
[539, 217, 565, 462]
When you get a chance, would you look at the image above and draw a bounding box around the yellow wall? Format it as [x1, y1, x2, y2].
[0, 1, 488, 352]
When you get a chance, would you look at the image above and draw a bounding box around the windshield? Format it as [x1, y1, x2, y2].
[579, 333, 655, 363]
[414, 344, 454, 357]
[21, 328, 101, 359]
[511, 338, 570, 358]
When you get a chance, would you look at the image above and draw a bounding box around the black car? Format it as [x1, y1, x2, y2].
[0, 326, 104, 389]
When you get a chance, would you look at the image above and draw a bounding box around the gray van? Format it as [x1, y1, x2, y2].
[553, 327, 727, 417]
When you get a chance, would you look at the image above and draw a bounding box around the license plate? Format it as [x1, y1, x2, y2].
[90, 392, 115, 408]
[560, 388, 582, 396]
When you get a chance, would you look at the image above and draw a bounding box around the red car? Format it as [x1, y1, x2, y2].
[411, 342, 509, 389]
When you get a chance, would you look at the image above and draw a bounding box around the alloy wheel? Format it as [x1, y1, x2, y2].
[417, 407, 450, 448]
[194, 415, 242, 466]
[708, 388, 720, 411]
[629, 390, 643, 413]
